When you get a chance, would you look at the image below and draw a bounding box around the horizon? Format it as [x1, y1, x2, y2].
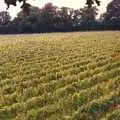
[0, 0, 112, 18]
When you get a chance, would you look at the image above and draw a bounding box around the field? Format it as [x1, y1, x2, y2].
[0, 32, 120, 120]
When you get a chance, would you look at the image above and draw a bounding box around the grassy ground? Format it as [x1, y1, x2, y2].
[0, 32, 120, 120]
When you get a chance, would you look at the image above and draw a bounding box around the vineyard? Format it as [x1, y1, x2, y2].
[0, 32, 120, 120]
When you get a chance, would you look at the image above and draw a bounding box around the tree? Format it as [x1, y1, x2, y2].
[4, 0, 31, 14]
[103, 0, 120, 21]
[80, 6, 98, 21]
[86, 0, 100, 8]
[0, 11, 12, 34]
[55, 7, 74, 29]
[0, 0, 104, 34]
[102, 0, 120, 30]
[13, 6, 41, 33]
[3, 0, 100, 13]
[0, 11, 11, 25]
[79, 6, 98, 30]
[40, 3, 57, 28]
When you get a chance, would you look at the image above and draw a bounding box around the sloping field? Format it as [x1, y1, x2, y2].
[0, 32, 120, 120]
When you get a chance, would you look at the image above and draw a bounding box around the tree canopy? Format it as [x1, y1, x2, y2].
[3, 0, 100, 13]
[1, 0, 120, 34]
[103, 0, 120, 21]
[4, 0, 31, 14]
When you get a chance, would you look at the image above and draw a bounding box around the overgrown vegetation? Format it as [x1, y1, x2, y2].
[0, 31, 120, 120]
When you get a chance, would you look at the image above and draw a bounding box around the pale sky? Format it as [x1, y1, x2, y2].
[0, 0, 112, 18]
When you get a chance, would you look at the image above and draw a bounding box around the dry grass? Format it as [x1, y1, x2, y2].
[0, 31, 120, 120]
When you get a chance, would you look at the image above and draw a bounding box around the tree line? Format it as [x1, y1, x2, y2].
[4, 0, 100, 13]
[0, 0, 120, 34]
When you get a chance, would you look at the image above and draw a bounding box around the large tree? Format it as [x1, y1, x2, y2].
[40, 3, 57, 27]
[103, 0, 120, 21]
[80, 6, 98, 21]
[78, 6, 99, 30]
[101, 0, 120, 30]
[13, 6, 41, 33]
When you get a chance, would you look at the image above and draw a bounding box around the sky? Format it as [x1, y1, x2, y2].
[0, 0, 112, 18]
